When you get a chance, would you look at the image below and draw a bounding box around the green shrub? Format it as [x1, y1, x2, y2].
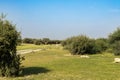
[42, 38, 50, 45]
[108, 27, 120, 55]
[63, 35, 98, 55]
[34, 39, 43, 45]
[62, 35, 109, 55]
[112, 41, 120, 55]
[0, 14, 23, 77]
[94, 38, 108, 52]
[109, 27, 120, 44]
[23, 38, 34, 44]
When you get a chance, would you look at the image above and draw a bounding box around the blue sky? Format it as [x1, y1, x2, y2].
[0, 0, 120, 40]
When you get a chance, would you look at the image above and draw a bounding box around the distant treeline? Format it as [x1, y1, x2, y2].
[21, 38, 62, 45]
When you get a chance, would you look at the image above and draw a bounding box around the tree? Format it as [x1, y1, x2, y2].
[34, 39, 43, 45]
[23, 38, 34, 44]
[112, 41, 120, 55]
[109, 28, 120, 44]
[48, 40, 61, 44]
[109, 27, 120, 55]
[17, 32, 22, 45]
[0, 14, 23, 77]
[94, 38, 108, 52]
[42, 38, 50, 45]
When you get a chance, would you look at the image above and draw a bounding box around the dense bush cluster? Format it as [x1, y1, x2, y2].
[0, 15, 23, 77]
[62, 35, 108, 55]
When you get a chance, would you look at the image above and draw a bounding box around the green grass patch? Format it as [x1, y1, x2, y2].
[2, 44, 120, 80]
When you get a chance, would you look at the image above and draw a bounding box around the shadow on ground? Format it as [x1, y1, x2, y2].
[22, 67, 50, 76]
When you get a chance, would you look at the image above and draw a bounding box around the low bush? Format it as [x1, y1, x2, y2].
[62, 35, 98, 55]
[62, 35, 109, 55]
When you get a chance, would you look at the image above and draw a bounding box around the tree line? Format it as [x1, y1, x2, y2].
[21, 27, 120, 56]
[21, 38, 61, 45]
[61, 27, 120, 56]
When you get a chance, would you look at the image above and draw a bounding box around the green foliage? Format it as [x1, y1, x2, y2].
[48, 40, 61, 44]
[34, 38, 61, 45]
[109, 27, 120, 55]
[34, 39, 43, 45]
[0, 15, 23, 77]
[42, 38, 50, 45]
[62, 35, 98, 55]
[17, 32, 22, 45]
[22, 37, 61, 45]
[112, 41, 120, 55]
[109, 27, 120, 44]
[23, 38, 34, 44]
[94, 38, 108, 52]
[62, 35, 109, 55]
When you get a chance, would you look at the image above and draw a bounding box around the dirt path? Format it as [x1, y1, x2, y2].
[17, 49, 42, 54]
